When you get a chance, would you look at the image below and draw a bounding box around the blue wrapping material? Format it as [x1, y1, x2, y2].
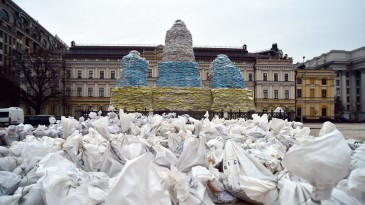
[210, 54, 247, 88]
[156, 61, 202, 87]
[117, 53, 148, 87]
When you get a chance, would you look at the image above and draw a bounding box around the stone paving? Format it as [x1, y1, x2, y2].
[305, 123, 365, 140]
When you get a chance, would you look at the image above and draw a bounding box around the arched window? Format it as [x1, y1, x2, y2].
[0, 9, 9, 22]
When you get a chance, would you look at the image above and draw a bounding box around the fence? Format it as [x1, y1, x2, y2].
[81, 109, 295, 121]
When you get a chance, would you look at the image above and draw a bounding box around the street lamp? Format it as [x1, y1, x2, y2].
[301, 56, 305, 123]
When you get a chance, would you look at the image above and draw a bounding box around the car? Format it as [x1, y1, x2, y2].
[24, 115, 58, 126]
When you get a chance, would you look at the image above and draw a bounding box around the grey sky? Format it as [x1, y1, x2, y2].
[12, 0, 365, 63]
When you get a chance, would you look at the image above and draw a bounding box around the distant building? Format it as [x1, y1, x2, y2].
[295, 68, 335, 121]
[305, 47, 365, 121]
[64, 43, 296, 118]
[0, 0, 67, 108]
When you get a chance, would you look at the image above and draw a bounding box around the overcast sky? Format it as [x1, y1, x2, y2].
[12, 0, 365, 63]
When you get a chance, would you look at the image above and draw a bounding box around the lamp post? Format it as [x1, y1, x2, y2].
[301, 56, 305, 123]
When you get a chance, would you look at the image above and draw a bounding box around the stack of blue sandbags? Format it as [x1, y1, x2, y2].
[117, 51, 148, 87]
[210, 54, 247, 88]
[156, 61, 202, 87]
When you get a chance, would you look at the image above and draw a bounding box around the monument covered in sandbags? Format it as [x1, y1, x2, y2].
[112, 20, 255, 113]
[156, 20, 202, 87]
[117, 50, 148, 87]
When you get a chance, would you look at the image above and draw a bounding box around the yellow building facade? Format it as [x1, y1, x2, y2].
[296, 69, 335, 121]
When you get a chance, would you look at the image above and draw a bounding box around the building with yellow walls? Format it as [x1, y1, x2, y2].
[295, 68, 335, 121]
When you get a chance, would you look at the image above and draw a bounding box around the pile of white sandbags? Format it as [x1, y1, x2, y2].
[0, 110, 364, 205]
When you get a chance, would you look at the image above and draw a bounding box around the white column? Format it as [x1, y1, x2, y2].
[361, 69, 365, 115]
[341, 71, 347, 105]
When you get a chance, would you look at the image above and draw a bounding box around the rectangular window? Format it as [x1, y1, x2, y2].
[249, 73, 253, 81]
[88, 88, 93, 97]
[111, 70, 116, 79]
[284, 73, 289, 81]
[77, 70, 82, 79]
[274, 73, 278, 81]
[336, 80, 339, 86]
[99, 88, 104, 97]
[297, 89, 302, 98]
[297, 108, 302, 117]
[346, 88, 350, 94]
[110, 88, 113, 97]
[148, 69, 152, 77]
[66, 105, 71, 115]
[88, 106, 93, 111]
[321, 108, 327, 117]
[336, 88, 340, 95]
[263, 73, 267, 81]
[274, 90, 278, 99]
[88, 70, 93, 79]
[322, 89, 327, 98]
[100, 70, 104, 79]
[356, 80, 360, 86]
[50, 105, 56, 115]
[99, 106, 104, 111]
[310, 89, 315, 97]
[322, 79, 327, 85]
[285, 90, 289, 99]
[66, 70, 71, 79]
[263, 90, 268, 99]
[346, 80, 349, 86]
[346, 72, 349, 77]
[77, 87, 82, 97]
[357, 88, 360, 95]
[66, 87, 71, 96]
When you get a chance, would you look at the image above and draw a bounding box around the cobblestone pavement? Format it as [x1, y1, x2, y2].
[304, 123, 365, 140]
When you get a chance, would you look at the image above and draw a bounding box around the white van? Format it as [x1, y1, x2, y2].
[0, 107, 24, 126]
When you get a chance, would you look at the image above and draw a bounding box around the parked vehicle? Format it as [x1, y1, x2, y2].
[25, 115, 59, 126]
[0, 107, 24, 126]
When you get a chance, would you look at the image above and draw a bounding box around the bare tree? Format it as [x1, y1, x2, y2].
[14, 49, 65, 114]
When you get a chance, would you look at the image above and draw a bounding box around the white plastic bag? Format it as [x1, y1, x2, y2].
[106, 154, 171, 205]
[282, 122, 352, 201]
[0, 171, 21, 195]
[222, 140, 278, 205]
[176, 136, 208, 173]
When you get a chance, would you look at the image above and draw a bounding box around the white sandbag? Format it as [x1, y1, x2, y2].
[61, 116, 79, 139]
[167, 132, 184, 157]
[176, 136, 208, 173]
[169, 165, 215, 205]
[270, 118, 285, 134]
[282, 123, 352, 201]
[192, 166, 237, 204]
[12, 157, 42, 187]
[322, 168, 365, 205]
[120, 142, 146, 160]
[0, 146, 9, 158]
[119, 109, 134, 133]
[16, 184, 44, 205]
[106, 154, 171, 205]
[277, 171, 313, 205]
[152, 144, 179, 168]
[77, 143, 105, 172]
[222, 140, 278, 205]
[0, 194, 21, 205]
[0, 171, 21, 195]
[0, 156, 18, 172]
[318, 121, 336, 137]
[351, 144, 365, 170]
[99, 142, 126, 177]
